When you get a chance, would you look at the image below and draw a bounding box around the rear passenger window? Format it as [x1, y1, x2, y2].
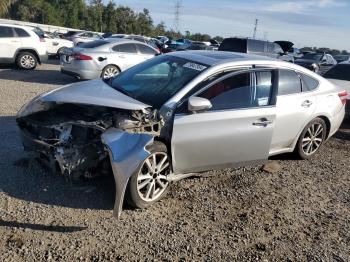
[14, 28, 30, 37]
[0, 26, 14, 38]
[112, 44, 137, 53]
[278, 69, 302, 95]
[300, 73, 319, 91]
[137, 44, 156, 55]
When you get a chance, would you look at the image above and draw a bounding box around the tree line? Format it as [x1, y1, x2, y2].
[1, 0, 222, 41]
[0, 0, 347, 54]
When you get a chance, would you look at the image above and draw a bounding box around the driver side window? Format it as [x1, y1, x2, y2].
[197, 71, 274, 111]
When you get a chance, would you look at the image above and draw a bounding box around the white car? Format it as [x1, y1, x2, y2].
[0, 23, 47, 69]
[44, 34, 74, 56]
[17, 52, 346, 217]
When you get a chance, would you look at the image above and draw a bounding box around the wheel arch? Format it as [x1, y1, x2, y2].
[101, 64, 122, 78]
[316, 115, 331, 139]
[291, 115, 332, 151]
[15, 49, 41, 64]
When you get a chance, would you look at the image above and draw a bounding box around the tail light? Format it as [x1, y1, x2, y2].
[73, 53, 92, 61]
[338, 91, 348, 105]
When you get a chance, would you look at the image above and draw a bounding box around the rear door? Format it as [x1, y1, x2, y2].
[0, 26, 21, 60]
[270, 69, 317, 153]
[171, 69, 277, 174]
[111, 43, 141, 70]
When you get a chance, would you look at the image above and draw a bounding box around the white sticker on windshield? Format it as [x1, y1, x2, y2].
[183, 62, 207, 71]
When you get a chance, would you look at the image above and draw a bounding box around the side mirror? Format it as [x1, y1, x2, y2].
[188, 97, 212, 113]
[321, 60, 328, 65]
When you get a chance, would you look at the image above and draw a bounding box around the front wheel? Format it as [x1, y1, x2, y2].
[125, 142, 171, 209]
[16, 52, 37, 70]
[295, 118, 327, 159]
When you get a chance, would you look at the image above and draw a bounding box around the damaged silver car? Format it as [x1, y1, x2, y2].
[17, 51, 346, 218]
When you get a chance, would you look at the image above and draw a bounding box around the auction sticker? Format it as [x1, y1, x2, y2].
[183, 62, 207, 71]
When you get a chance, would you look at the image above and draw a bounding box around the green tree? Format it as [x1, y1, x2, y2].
[103, 0, 117, 32]
[0, 0, 16, 16]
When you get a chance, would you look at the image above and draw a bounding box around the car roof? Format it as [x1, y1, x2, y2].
[167, 51, 274, 66]
[104, 38, 148, 45]
[0, 23, 33, 31]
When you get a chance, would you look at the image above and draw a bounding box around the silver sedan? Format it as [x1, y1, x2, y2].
[17, 51, 346, 218]
[60, 39, 159, 80]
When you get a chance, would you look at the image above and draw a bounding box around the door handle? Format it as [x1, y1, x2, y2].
[119, 55, 126, 58]
[301, 100, 313, 107]
[252, 118, 273, 127]
[11, 40, 19, 43]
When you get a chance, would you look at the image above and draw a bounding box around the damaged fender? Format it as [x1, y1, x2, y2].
[101, 128, 155, 218]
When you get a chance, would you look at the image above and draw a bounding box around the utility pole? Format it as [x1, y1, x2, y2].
[173, 0, 182, 32]
[253, 19, 258, 39]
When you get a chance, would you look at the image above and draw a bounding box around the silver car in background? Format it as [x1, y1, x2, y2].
[60, 39, 159, 80]
[68, 31, 103, 46]
[17, 52, 346, 218]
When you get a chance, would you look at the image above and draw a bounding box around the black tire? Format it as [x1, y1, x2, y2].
[16, 52, 38, 70]
[125, 141, 171, 209]
[57, 47, 66, 56]
[101, 65, 120, 79]
[295, 117, 327, 159]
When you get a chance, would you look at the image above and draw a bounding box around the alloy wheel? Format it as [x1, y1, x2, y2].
[20, 55, 36, 69]
[103, 67, 119, 79]
[137, 152, 170, 202]
[301, 123, 324, 155]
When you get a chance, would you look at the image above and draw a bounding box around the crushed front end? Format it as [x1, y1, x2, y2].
[17, 101, 165, 217]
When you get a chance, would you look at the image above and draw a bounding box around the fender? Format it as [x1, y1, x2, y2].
[101, 129, 155, 218]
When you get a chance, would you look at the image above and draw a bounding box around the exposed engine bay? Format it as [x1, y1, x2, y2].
[17, 103, 164, 180]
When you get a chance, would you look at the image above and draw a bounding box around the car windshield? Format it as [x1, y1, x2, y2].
[32, 27, 45, 38]
[301, 53, 323, 61]
[107, 55, 209, 109]
[323, 64, 350, 81]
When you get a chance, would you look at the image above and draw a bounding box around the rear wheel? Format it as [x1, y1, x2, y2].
[101, 65, 120, 79]
[16, 52, 37, 70]
[295, 118, 327, 159]
[57, 47, 67, 56]
[125, 142, 171, 209]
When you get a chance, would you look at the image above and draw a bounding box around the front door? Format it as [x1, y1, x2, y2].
[0, 26, 21, 60]
[171, 70, 277, 174]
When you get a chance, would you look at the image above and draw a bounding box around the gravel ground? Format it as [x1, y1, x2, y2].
[0, 61, 349, 261]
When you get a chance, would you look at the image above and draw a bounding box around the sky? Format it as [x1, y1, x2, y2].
[106, 0, 350, 50]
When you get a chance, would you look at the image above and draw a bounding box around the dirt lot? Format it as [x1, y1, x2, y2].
[0, 61, 349, 261]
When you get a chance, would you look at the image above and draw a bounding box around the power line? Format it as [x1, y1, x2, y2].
[253, 18, 258, 39]
[173, 0, 182, 32]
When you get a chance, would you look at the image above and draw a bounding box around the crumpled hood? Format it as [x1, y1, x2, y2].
[17, 79, 151, 117]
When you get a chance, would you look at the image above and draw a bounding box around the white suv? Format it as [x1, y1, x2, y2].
[0, 24, 47, 70]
